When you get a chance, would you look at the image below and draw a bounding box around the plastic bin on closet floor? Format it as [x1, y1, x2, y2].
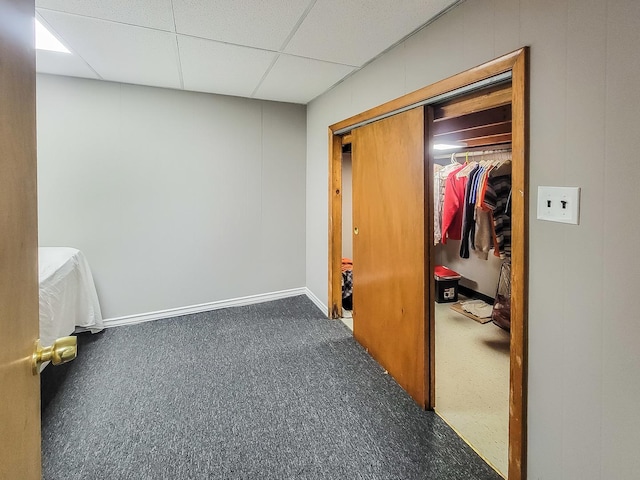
[434, 265, 461, 303]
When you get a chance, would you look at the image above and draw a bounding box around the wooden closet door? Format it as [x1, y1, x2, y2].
[352, 107, 427, 406]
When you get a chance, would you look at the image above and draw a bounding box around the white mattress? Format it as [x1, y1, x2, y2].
[39, 247, 104, 349]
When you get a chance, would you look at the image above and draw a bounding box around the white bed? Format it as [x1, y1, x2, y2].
[39, 247, 104, 350]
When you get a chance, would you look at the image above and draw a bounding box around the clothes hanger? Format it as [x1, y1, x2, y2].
[455, 157, 478, 178]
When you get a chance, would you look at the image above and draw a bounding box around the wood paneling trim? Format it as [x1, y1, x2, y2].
[433, 105, 512, 135]
[460, 133, 512, 148]
[329, 49, 523, 133]
[434, 121, 512, 143]
[433, 85, 512, 120]
[328, 130, 343, 319]
[508, 47, 529, 480]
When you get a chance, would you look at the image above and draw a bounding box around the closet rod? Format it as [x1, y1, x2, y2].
[434, 147, 512, 160]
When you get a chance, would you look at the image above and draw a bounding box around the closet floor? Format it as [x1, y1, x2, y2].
[340, 309, 353, 331]
[435, 298, 510, 477]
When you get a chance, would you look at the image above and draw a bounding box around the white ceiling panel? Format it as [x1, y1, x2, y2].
[172, 0, 313, 50]
[284, 0, 457, 66]
[33, 0, 464, 104]
[39, 10, 182, 90]
[36, 0, 176, 31]
[179, 36, 276, 98]
[254, 54, 356, 105]
[36, 50, 100, 79]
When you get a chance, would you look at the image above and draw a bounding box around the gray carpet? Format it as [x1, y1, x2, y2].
[41, 295, 502, 480]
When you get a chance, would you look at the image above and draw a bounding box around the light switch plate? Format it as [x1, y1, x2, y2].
[537, 186, 581, 224]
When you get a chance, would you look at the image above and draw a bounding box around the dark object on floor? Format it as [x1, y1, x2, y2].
[342, 293, 352, 310]
[492, 260, 511, 331]
[42, 296, 502, 480]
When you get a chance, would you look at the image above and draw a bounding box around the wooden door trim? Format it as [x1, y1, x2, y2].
[328, 48, 529, 480]
[328, 130, 343, 319]
[329, 49, 522, 134]
[508, 48, 529, 480]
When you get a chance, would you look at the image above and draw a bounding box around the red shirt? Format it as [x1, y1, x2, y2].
[441, 165, 467, 243]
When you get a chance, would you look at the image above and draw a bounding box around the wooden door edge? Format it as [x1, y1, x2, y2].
[425, 105, 436, 410]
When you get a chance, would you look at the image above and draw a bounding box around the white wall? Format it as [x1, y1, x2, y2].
[436, 242, 502, 298]
[306, 0, 640, 478]
[37, 74, 306, 319]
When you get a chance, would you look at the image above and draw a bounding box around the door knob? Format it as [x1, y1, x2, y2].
[32, 336, 77, 374]
[354, 227, 359, 235]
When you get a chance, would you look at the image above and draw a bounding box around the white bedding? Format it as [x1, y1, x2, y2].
[39, 247, 103, 349]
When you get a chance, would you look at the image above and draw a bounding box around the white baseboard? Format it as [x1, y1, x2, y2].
[103, 287, 307, 328]
[304, 287, 328, 316]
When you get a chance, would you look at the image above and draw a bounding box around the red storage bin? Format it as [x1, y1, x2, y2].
[434, 266, 461, 303]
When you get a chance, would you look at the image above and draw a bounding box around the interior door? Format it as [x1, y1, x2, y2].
[351, 107, 427, 406]
[0, 0, 41, 478]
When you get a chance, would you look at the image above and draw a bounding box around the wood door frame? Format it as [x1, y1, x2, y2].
[327, 48, 529, 480]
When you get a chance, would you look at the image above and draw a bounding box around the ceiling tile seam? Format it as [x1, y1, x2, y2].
[169, 0, 184, 89]
[278, 0, 318, 52]
[276, 51, 358, 68]
[250, 54, 281, 99]
[169, 0, 178, 33]
[36, 7, 175, 34]
[175, 32, 280, 54]
[174, 35, 185, 90]
[35, 11, 104, 80]
[175, 32, 358, 68]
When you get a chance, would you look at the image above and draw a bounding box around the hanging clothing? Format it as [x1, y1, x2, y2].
[440, 164, 467, 244]
[460, 165, 481, 258]
[483, 174, 512, 258]
[471, 165, 495, 259]
[434, 161, 462, 244]
[473, 208, 494, 259]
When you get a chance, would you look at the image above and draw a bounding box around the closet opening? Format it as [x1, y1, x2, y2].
[340, 142, 354, 331]
[429, 85, 513, 477]
[328, 48, 528, 480]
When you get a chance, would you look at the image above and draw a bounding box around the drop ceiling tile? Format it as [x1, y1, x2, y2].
[178, 35, 276, 98]
[39, 10, 181, 90]
[36, 50, 100, 79]
[172, 0, 312, 50]
[284, 0, 457, 66]
[254, 54, 356, 105]
[36, 0, 175, 31]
